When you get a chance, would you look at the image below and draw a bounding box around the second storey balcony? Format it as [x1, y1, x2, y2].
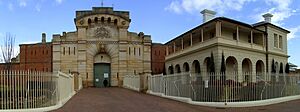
[165, 17, 266, 60]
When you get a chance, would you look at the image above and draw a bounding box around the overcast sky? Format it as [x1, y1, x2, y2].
[0, 0, 300, 67]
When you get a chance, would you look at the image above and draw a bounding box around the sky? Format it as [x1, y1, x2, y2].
[0, 0, 299, 68]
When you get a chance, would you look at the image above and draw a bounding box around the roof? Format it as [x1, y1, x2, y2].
[165, 17, 264, 45]
[252, 21, 290, 33]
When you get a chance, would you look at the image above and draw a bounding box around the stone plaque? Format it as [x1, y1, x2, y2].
[95, 26, 111, 39]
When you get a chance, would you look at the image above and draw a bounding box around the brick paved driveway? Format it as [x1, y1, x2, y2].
[53, 88, 300, 112]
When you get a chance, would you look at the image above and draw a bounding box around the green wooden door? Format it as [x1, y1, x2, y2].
[94, 63, 111, 88]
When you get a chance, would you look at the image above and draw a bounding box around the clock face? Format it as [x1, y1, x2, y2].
[95, 26, 111, 39]
[122, 21, 126, 25]
[79, 20, 84, 25]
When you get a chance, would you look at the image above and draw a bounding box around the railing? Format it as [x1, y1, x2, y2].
[123, 75, 140, 91]
[148, 72, 300, 107]
[0, 70, 80, 111]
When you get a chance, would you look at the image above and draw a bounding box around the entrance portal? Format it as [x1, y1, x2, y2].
[94, 63, 111, 88]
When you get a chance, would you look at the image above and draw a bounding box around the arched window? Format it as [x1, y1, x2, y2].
[88, 18, 92, 24]
[114, 19, 118, 25]
[108, 17, 111, 23]
[101, 17, 105, 23]
[94, 17, 98, 23]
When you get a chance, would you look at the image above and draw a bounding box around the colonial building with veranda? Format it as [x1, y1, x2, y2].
[165, 9, 290, 82]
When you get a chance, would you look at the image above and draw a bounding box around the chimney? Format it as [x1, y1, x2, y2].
[42, 33, 46, 43]
[201, 9, 217, 23]
[263, 13, 273, 23]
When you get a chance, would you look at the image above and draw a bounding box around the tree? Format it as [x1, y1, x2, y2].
[209, 52, 215, 73]
[220, 52, 226, 81]
[0, 33, 15, 70]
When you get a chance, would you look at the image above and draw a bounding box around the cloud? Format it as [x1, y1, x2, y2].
[260, 0, 294, 25]
[56, 0, 63, 4]
[8, 3, 13, 11]
[287, 26, 300, 40]
[35, 4, 41, 12]
[19, 0, 27, 7]
[165, 0, 256, 14]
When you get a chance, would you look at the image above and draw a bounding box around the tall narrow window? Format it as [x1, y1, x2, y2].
[134, 47, 136, 55]
[279, 35, 283, 49]
[274, 34, 278, 48]
[63, 47, 65, 55]
[74, 47, 76, 55]
[139, 48, 141, 56]
[68, 47, 71, 55]
[128, 47, 131, 55]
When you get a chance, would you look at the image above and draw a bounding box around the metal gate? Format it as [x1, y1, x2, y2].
[94, 63, 111, 88]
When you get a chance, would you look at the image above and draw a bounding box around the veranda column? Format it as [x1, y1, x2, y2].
[236, 26, 239, 42]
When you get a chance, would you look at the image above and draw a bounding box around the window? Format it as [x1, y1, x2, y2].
[88, 19, 92, 24]
[114, 19, 118, 25]
[68, 47, 71, 55]
[101, 17, 105, 23]
[279, 35, 283, 49]
[139, 48, 141, 56]
[233, 32, 237, 40]
[128, 47, 131, 55]
[134, 47, 136, 55]
[63, 47, 65, 55]
[74, 47, 76, 55]
[94, 17, 98, 23]
[274, 34, 278, 48]
[108, 17, 111, 23]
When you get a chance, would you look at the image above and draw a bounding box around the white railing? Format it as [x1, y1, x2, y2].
[123, 75, 140, 91]
[148, 72, 300, 107]
[57, 71, 75, 106]
[0, 70, 80, 111]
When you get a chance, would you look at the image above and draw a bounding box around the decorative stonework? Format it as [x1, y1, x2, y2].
[95, 26, 111, 39]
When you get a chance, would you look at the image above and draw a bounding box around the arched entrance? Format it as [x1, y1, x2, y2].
[183, 62, 190, 72]
[94, 53, 111, 88]
[175, 64, 181, 73]
[168, 65, 174, 74]
[192, 60, 201, 74]
[226, 56, 238, 73]
[256, 60, 264, 75]
[242, 58, 252, 82]
[226, 56, 238, 80]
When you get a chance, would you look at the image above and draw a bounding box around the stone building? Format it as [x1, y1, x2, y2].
[165, 9, 290, 82]
[151, 43, 166, 74]
[52, 7, 152, 87]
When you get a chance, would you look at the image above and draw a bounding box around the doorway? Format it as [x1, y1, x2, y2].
[94, 63, 111, 88]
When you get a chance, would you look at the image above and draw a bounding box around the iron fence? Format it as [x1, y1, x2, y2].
[148, 72, 300, 102]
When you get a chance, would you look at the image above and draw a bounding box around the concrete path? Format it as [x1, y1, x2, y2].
[53, 88, 300, 112]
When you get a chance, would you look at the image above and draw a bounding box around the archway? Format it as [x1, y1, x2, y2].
[175, 64, 181, 73]
[192, 60, 201, 74]
[256, 60, 264, 76]
[242, 58, 252, 82]
[226, 56, 238, 73]
[203, 57, 211, 73]
[183, 62, 190, 72]
[168, 65, 174, 74]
